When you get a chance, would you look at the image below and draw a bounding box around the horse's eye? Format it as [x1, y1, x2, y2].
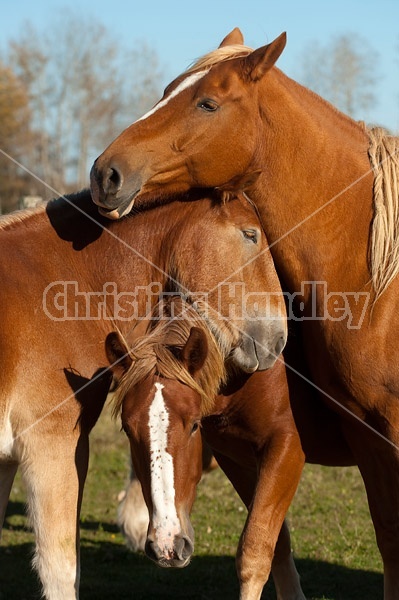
[191, 421, 200, 434]
[197, 98, 219, 112]
[242, 229, 258, 244]
[121, 423, 132, 438]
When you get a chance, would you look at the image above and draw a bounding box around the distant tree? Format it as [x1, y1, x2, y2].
[0, 62, 32, 213]
[299, 33, 379, 120]
[6, 10, 163, 197]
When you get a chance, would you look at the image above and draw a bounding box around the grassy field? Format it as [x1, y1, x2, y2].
[1, 402, 383, 600]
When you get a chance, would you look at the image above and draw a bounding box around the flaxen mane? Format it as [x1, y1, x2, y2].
[186, 44, 253, 73]
[368, 127, 399, 300]
[112, 297, 226, 417]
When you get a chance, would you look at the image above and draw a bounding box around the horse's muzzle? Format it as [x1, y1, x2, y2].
[145, 534, 194, 568]
[90, 159, 140, 219]
[233, 319, 287, 372]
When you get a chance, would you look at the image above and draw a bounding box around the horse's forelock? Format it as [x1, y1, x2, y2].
[112, 302, 226, 417]
[185, 44, 253, 74]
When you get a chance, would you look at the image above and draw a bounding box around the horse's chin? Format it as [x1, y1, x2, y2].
[97, 197, 136, 220]
[155, 556, 191, 569]
[231, 346, 259, 373]
[98, 207, 123, 220]
[231, 330, 285, 372]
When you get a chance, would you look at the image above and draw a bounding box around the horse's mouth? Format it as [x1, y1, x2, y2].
[156, 556, 191, 569]
[97, 195, 137, 220]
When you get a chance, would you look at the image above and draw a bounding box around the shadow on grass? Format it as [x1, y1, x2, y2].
[0, 542, 41, 600]
[79, 519, 120, 534]
[2, 501, 28, 532]
[292, 557, 383, 600]
[0, 535, 383, 600]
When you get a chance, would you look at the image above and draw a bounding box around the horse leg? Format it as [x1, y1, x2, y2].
[213, 430, 305, 600]
[271, 520, 306, 600]
[0, 461, 18, 531]
[342, 419, 399, 600]
[21, 432, 89, 600]
[237, 433, 305, 600]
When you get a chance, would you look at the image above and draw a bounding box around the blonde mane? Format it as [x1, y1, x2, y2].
[368, 127, 399, 300]
[185, 44, 253, 74]
[112, 297, 226, 417]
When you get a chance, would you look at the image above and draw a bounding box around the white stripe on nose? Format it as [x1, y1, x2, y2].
[136, 69, 210, 123]
[148, 382, 181, 554]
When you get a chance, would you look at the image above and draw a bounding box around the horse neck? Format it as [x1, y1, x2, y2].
[253, 68, 374, 291]
[92, 219, 162, 287]
[44, 192, 170, 322]
[86, 218, 173, 326]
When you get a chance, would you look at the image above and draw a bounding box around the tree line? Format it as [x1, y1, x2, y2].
[0, 12, 393, 213]
[0, 11, 163, 213]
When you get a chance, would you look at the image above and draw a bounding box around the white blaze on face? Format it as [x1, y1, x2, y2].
[148, 382, 181, 556]
[136, 69, 210, 123]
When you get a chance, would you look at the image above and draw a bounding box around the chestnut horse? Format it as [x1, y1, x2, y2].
[106, 297, 355, 600]
[105, 297, 305, 600]
[0, 190, 286, 599]
[91, 28, 399, 599]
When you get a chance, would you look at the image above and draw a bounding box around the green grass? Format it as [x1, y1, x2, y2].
[1, 403, 383, 599]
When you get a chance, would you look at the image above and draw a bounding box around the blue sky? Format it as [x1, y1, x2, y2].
[1, 0, 399, 131]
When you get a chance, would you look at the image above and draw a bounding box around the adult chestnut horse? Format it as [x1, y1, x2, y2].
[0, 189, 286, 599]
[91, 28, 399, 598]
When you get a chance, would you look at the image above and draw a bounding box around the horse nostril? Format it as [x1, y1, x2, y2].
[103, 165, 123, 195]
[274, 334, 286, 357]
[175, 535, 194, 562]
[145, 539, 159, 563]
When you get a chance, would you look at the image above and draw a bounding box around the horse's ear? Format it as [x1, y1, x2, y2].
[105, 331, 132, 376]
[219, 27, 244, 47]
[242, 32, 286, 81]
[181, 327, 208, 375]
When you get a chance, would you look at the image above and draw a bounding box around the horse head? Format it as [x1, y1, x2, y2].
[164, 194, 287, 372]
[90, 30, 286, 218]
[105, 304, 222, 568]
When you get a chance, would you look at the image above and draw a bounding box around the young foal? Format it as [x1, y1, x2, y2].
[109, 311, 359, 600]
[106, 297, 308, 600]
[0, 190, 286, 599]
